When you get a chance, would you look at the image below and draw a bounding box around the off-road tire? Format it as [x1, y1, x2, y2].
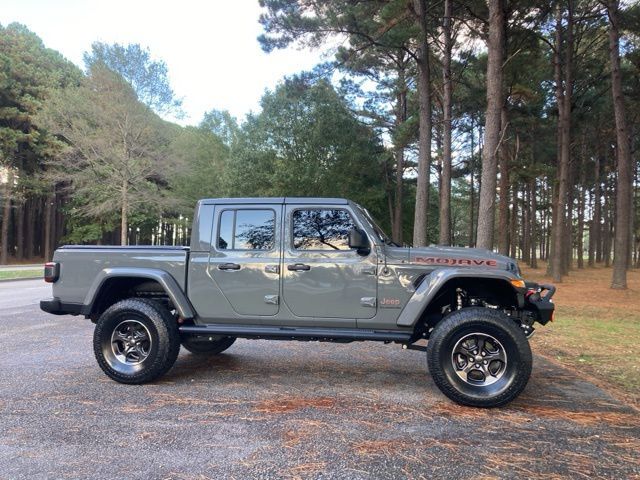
[181, 336, 236, 355]
[93, 298, 180, 384]
[427, 307, 532, 408]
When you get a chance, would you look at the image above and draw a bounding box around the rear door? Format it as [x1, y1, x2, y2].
[208, 205, 282, 316]
[282, 205, 377, 322]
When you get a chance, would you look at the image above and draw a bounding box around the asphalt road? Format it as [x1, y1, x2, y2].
[1, 280, 638, 479]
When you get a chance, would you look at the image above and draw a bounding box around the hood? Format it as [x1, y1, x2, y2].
[384, 245, 519, 274]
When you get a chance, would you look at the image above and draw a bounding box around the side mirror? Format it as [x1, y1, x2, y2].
[348, 227, 370, 255]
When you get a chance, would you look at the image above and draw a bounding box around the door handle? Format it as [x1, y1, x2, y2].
[287, 263, 311, 272]
[218, 263, 241, 271]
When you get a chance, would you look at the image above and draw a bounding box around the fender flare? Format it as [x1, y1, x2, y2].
[83, 267, 196, 319]
[396, 268, 522, 327]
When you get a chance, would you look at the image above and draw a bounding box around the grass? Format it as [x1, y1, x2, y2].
[0, 269, 42, 280]
[522, 262, 640, 404]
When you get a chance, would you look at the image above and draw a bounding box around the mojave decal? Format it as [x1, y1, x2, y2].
[414, 256, 498, 267]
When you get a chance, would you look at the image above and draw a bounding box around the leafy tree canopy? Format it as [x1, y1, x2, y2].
[84, 42, 182, 116]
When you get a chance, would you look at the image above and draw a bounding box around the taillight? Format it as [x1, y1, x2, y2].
[44, 262, 59, 283]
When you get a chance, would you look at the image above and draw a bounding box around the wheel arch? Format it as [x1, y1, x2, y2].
[396, 268, 523, 329]
[84, 268, 195, 320]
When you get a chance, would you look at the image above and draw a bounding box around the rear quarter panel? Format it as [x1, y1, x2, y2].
[52, 247, 189, 304]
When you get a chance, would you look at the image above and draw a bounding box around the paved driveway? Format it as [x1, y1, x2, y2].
[1, 280, 638, 479]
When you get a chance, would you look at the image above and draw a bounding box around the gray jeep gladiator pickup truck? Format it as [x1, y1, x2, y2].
[41, 197, 555, 407]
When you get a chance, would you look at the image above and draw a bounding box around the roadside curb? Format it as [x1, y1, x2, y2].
[0, 276, 42, 283]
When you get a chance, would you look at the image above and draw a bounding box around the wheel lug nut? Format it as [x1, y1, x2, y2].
[482, 352, 486, 356]
[483, 360, 488, 365]
[475, 364, 480, 368]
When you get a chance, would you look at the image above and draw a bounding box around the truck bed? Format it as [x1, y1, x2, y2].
[50, 245, 190, 306]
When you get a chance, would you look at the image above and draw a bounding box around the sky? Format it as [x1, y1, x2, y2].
[1, 0, 331, 125]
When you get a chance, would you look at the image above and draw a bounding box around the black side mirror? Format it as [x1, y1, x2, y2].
[348, 227, 370, 255]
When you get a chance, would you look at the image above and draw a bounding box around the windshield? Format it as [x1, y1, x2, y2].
[355, 204, 397, 246]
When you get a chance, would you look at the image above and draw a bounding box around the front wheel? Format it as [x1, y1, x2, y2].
[93, 298, 181, 384]
[427, 308, 532, 408]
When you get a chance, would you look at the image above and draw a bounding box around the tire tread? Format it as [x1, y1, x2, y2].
[427, 307, 532, 408]
[93, 298, 180, 384]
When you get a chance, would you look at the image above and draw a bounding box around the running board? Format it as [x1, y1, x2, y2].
[179, 324, 412, 342]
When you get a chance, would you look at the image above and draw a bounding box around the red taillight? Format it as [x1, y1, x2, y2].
[44, 262, 59, 283]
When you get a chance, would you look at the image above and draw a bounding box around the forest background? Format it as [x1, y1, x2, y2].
[0, 0, 639, 291]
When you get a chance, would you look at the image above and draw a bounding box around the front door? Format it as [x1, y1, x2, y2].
[282, 205, 377, 321]
[208, 205, 281, 316]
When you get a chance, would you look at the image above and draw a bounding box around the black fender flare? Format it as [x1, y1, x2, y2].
[83, 267, 195, 319]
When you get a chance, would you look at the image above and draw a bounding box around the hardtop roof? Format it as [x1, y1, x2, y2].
[198, 197, 351, 206]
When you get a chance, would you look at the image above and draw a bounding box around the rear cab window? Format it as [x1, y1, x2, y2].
[217, 209, 275, 250]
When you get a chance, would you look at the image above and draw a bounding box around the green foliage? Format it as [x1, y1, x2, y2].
[169, 124, 230, 213]
[41, 64, 173, 241]
[83, 42, 182, 116]
[0, 22, 80, 174]
[225, 74, 387, 220]
[200, 110, 239, 147]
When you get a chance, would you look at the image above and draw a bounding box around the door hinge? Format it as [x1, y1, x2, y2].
[360, 297, 377, 308]
[264, 294, 279, 305]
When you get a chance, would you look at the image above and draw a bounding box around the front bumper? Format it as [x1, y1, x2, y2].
[524, 283, 556, 325]
[40, 298, 84, 316]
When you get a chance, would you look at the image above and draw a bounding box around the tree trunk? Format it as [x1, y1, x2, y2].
[393, 145, 405, 245]
[438, 0, 453, 246]
[509, 185, 518, 259]
[631, 153, 640, 268]
[412, 0, 432, 247]
[530, 177, 538, 268]
[577, 142, 587, 268]
[551, 2, 573, 282]
[55, 194, 64, 248]
[587, 187, 595, 266]
[15, 199, 24, 262]
[522, 181, 531, 263]
[608, 0, 633, 289]
[44, 192, 54, 261]
[25, 198, 34, 260]
[593, 151, 602, 263]
[564, 162, 574, 274]
[545, 179, 552, 261]
[1, 170, 13, 265]
[392, 66, 408, 245]
[497, 108, 510, 256]
[476, 0, 505, 250]
[603, 174, 612, 267]
[120, 182, 129, 246]
[469, 117, 476, 247]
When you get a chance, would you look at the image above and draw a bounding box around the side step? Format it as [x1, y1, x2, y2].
[179, 324, 413, 343]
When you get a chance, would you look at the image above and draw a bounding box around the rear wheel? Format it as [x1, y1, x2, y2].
[427, 308, 532, 407]
[93, 298, 180, 384]
[181, 335, 236, 355]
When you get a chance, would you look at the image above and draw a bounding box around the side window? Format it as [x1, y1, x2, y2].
[218, 210, 233, 250]
[217, 209, 275, 250]
[293, 209, 355, 251]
